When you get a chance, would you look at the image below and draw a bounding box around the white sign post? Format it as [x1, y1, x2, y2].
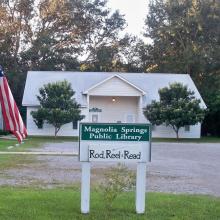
[79, 123, 151, 214]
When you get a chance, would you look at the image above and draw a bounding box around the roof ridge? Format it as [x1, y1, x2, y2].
[27, 71, 188, 75]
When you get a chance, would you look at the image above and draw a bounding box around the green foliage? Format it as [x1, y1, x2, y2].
[144, 83, 206, 138]
[0, 0, 34, 104]
[20, 0, 126, 73]
[0, 129, 10, 135]
[116, 36, 154, 73]
[0, 0, 127, 105]
[81, 35, 155, 73]
[1, 0, 219, 136]
[31, 80, 84, 136]
[200, 76, 220, 136]
[144, 0, 220, 136]
[145, 0, 220, 76]
[31, 108, 44, 129]
[99, 163, 135, 208]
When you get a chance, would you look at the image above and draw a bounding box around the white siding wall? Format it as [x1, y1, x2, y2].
[89, 96, 139, 123]
[27, 107, 87, 136]
[26, 95, 139, 135]
[88, 77, 142, 96]
[27, 104, 201, 138]
[152, 123, 201, 138]
[139, 112, 201, 138]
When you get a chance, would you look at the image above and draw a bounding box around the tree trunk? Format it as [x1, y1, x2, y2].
[175, 129, 179, 139]
[172, 125, 180, 139]
[54, 126, 60, 138]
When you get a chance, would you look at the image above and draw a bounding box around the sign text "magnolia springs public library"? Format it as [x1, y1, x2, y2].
[81, 124, 150, 141]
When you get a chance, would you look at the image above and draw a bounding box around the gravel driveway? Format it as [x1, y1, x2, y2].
[0, 141, 220, 196]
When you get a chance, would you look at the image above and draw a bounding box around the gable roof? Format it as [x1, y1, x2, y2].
[22, 71, 206, 108]
[83, 74, 146, 95]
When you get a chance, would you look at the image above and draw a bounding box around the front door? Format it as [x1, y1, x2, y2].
[91, 114, 99, 123]
[126, 114, 135, 123]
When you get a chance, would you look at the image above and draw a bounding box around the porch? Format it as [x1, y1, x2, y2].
[83, 75, 146, 124]
[87, 95, 143, 123]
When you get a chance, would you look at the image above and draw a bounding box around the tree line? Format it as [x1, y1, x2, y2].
[0, 0, 219, 136]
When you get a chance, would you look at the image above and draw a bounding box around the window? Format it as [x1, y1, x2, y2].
[126, 114, 134, 123]
[185, 125, 190, 132]
[72, 121, 78, 129]
[152, 125, 156, 131]
[92, 114, 98, 123]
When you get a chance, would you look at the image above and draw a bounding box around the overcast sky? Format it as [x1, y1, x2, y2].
[107, 0, 150, 38]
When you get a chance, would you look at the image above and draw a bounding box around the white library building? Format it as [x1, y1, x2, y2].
[22, 71, 206, 138]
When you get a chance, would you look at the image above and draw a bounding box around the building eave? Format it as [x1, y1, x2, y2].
[83, 74, 146, 95]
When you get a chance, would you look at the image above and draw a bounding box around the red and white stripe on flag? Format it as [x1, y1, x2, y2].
[0, 75, 27, 143]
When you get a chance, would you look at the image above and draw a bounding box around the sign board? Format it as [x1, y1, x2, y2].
[80, 123, 152, 214]
[79, 123, 151, 162]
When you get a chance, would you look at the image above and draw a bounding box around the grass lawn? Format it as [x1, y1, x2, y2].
[0, 136, 78, 151]
[152, 136, 220, 143]
[0, 136, 77, 169]
[0, 187, 219, 220]
[0, 135, 219, 150]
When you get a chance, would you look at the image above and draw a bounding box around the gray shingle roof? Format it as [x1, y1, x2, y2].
[22, 71, 206, 108]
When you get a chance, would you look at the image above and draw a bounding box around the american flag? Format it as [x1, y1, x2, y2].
[0, 66, 27, 143]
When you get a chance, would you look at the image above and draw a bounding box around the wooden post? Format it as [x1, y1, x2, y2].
[81, 162, 91, 214]
[136, 162, 146, 214]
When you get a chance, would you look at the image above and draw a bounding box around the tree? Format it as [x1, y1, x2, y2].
[144, 0, 220, 77]
[201, 76, 220, 136]
[31, 80, 84, 137]
[144, 0, 220, 136]
[118, 36, 154, 73]
[0, 0, 34, 104]
[80, 35, 153, 73]
[81, 5, 126, 65]
[23, 0, 127, 72]
[143, 83, 205, 139]
[0, 0, 127, 106]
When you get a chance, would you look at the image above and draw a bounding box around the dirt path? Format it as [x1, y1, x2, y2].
[0, 142, 219, 196]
